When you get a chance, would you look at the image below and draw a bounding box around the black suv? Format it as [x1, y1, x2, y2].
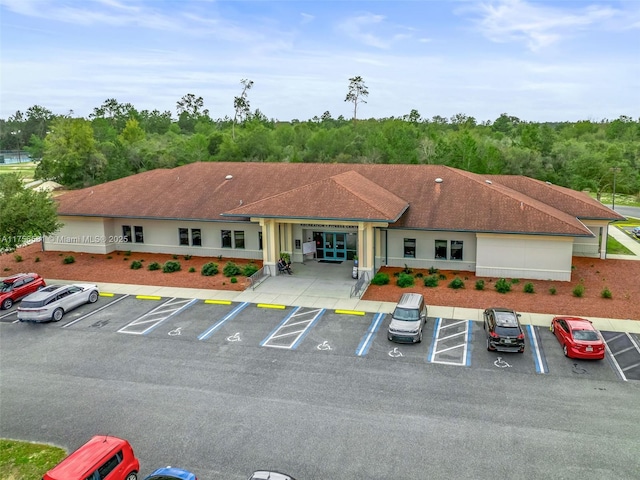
[483, 307, 525, 353]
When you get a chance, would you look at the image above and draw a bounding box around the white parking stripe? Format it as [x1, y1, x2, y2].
[118, 298, 196, 335]
[62, 294, 130, 328]
[604, 342, 628, 382]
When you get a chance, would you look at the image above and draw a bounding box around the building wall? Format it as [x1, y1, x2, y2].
[47, 217, 263, 260]
[379, 229, 477, 272]
[476, 233, 573, 281]
[573, 221, 607, 258]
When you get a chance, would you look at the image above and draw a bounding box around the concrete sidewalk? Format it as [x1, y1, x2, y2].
[46, 278, 640, 335]
[608, 225, 640, 259]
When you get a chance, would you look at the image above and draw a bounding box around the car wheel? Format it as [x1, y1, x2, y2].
[417, 330, 423, 343]
[486, 338, 492, 351]
[2, 298, 13, 310]
[563, 344, 569, 358]
[52, 308, 64, 322]
[519, 347, 525, 354]
[88, 290, 99, 303]
[550, 322, 555, 333]
[124, 473, 137, 480]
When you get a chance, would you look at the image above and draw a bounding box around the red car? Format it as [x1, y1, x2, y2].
[0, 273, 46, 309]
[550, 316, 605, 360]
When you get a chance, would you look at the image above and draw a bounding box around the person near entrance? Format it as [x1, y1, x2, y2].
[278, 257, 292, 275]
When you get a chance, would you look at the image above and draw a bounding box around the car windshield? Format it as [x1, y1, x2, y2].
[393, 307, 419, 321]
[495, 326, 521, 337]
[494, 311, 518, 326]
[0, 282, 13, 292]
[573, 329, 599, 341]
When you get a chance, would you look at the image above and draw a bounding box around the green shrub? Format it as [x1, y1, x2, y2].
[428, 266, 439, 274]
[523, 282, 535, 294]
[371, 272, 390, 285]
[3, 267, 11, 271]
[475, 279, 485, 290]
[601, 287, 612, 299]
[106, 255, 112, 260]
[415, 272, 424, 278]
[130, 260, 142, 270]
[35, 256, 40, 263]
[510, 278, 520, 284]
[572, 283, 585, 297]
[14, 254, 22, 262]
[63, 255, 75, 264]
[189, 267, 196, 273]
[230, 277, 238, 284]
[438, 273, 447, 280]
[223, 261, 241, 277]
[201, 262, 219, 276]
[184, 254, 192, 260]
[242, 263, 259, 277]
[402, 264, 413, 274]
[162, 260, 182, 273]
[148, 262, 161, 271]
[448, 277, 465, 289]
[172, 254, 178, 259]
[495, 278, 511, 293]
[423, 275, 439, 287]
[396, 273, 415, 288]
[124, 250, 131, 256]
[549, 286, 557, 295]
[393, 271, 400, 277]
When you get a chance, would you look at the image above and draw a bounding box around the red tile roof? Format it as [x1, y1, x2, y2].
[55, 162, 618, 237]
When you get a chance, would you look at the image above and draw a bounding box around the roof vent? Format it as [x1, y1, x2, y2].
[225, 175, 233, 180]
[485, 180, 492, 185]
[435, 178, 443, 183]
[546, 181, 552, 185]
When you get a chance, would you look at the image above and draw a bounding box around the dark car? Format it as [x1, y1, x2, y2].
[483, 307, 525, 353]
[0, 273, 46, 309]
[632, 226, 640, 238]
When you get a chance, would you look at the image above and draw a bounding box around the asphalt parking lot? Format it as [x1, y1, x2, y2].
[3, 293, 639, 382]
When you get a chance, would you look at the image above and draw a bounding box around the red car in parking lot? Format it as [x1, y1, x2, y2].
[550, 316, 605, 360]
[0, 273, 46, 309]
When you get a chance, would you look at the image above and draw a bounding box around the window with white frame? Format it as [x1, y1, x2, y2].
[403, 238, 416, 258]
[435, 240, 447, 259]
[221, 230, 232, 248]
[234, 231, 245, 249]
[450, 240, 463, 260]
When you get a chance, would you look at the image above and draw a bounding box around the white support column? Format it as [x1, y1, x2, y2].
[358, 222, 374, 277]
[600, 224, 608, 259]
[261, 219, 280, 276]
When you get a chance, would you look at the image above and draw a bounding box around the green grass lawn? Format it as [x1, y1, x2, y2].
[0, 162, 37, 181]
[0, 439, 67, 480]
[592, 192, 640, 208]
[607, 235, 635, 255]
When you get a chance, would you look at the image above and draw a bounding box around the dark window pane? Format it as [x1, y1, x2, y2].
[221, 230, 232, 248]
[234, 231, 245, 249]
[403, 238, 416, 258]
[435, 240, 447, 259]
[122, 225, 132, 243]
[134, 226, 144, 243]
[258, 232, 263, 250]
[179, 228, 189, 246]
[451, 240, 463, 260]
[191, 229, 201, 246]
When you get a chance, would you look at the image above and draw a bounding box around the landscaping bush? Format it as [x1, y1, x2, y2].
[572, 283, 585, 297]
[14, 254, 22, 262]
[371, 272, 390, 285]
[523, 282, 535, 293]
[396, 273, 415, 288]
[184, 254, 192, 260]
[510, 278, 520, 284]
[601, 287, 612, 299]
[148, 262, 161, 271]
[415, 272, 423, 278]
[63, 255, 75, 264]
[162, 260, 181, 273]
[130, 260, 142, 270]
[35, 257, 40, 263]
[428, 266, 439, 274]
[448, 277, 465, 289]
[423, 275, 439, 287]
[230, 277, 238, 283]
[438, 273, 447, 280]
[201, 262, 219, 276]
[475, 279, 485, 290]
[495, 278, 511, 293]
[189, 267, 196, 273]
[172, 254, 178, 259]
[223, 261, 241, 277]
[124, 250, 131, 256]
[242, 263, 259, 277]
[549, 286, 557, 295]
[402, 264, 413, 274]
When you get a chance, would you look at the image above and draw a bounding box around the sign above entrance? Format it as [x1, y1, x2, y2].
[300, 224, 358, 229]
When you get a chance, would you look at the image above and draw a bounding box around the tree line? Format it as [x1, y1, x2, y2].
[1, 83, 639, 199]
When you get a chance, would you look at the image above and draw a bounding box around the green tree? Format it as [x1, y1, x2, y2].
[233, 79, 254, 140]
[119, 118, 145, 145]
[345, 76, 369, 124]
[0, 173, 62, 253]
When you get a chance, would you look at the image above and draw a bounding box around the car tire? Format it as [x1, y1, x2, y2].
[124, 473, 137, 480]
[519, 347, 525, 354]
[2, 298, 13, 310]
[550, 322, 555, 333]
[88, 290, 99, 303]
[563, 344, 569, 358]
[417, 330, 423, 343]
[486, 338, 492, 351]
[52, 308, 64, 322]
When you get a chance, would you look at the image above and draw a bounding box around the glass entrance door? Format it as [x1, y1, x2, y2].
[323, 232, 346, 260]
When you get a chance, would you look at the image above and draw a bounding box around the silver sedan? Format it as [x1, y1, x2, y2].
[17, 283, 99, 322]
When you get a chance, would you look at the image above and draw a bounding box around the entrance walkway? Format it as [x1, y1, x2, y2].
[235, 259, 370, 310]
[608, 225, 640, 260]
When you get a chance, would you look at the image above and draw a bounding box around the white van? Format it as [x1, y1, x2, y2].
[387, 293, 427, 343]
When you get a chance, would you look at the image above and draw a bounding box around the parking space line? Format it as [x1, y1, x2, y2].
[428, 318, 471, 366]
[197, 302, 250, 340]
[118, 298, 197, 335]
[261, 307, 325, 349]
[438, 331, 466, 341]
[439, 320, 467, 330]
[623, 362, 640, 372]
[604, 342, 628, 382]
[355, 313, 385, 356]
[0, 310, 16, 320]
[526, 325, 547, 374]
[62, 294, 130, 328]
[436, 344, 465, 354]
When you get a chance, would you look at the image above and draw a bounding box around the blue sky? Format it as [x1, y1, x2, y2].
[1, 0, 639, 123]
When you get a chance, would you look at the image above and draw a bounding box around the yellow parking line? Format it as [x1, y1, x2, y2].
[205, 299, 232, 305]
[335, 309, 365, 316]
[136, 295, 162, 300]
[99, 292, 114, 297]
[257, 303, 286, 309]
